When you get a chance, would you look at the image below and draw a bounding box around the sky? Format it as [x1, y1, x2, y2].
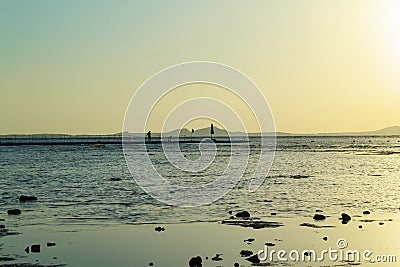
[1, 0, 399, 134]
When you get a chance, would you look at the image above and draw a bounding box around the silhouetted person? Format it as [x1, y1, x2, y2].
[147, 131, 151, 142]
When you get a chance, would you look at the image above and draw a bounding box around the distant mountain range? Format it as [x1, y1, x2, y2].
[148, 125, 400, 137]
[1, 126, 399, 137]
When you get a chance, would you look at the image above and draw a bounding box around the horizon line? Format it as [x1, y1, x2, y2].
[0, 125, 399, 136]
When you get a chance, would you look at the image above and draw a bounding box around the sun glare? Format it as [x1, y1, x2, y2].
[385, 1, 400, 63]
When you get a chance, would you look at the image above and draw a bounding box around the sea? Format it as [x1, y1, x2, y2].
[0, 136, 399, 228]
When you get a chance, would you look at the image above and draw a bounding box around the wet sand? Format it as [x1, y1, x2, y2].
[1, 211, 399, 266]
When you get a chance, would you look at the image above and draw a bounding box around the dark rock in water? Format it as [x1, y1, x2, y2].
[24, 246, 30, 253]
[154, 226, 165, 232]
[228, 210, 232, 214]
[271, 212, 277, 216]
[322, 236, 328, 241]
[363, 211, 371, 215]
[149, 262, 154, 266]
[291, 174, 310, 179]
[359, 225, 363, 229]
[110, 178, 122, 181]
[234, 263, 239, 267]
[341, 213, 351, 224]
[47, 242, 56, 247]
[0, 256, 15, 262]
[240, 250, 253, 257]
[222, 219, 284, 229]
[316, 209, 323, 212]
[31, 244, 41, 253]
[7, 209, 21, 215]
[235, 211, 250, 218]
[211, 254, 223, 261]
[19, 195, 37, 202]
[244, 238, 255, 243]
[0, 224, 5, 229]
[265, 242, 275, 247]
[246, 254, 260, 264]
[300, 223, 335, 228]
[379, 222, 384, 225]
[313, 214, 326, 220]
[189, 256, 202, 267]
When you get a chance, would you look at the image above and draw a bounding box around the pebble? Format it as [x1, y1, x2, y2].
[313, 214, 326, 220]
[7, 209, 21, 215]
[189, 256, 202, 267]
[235, 211, 250, 218]
[31, 244, 41, 253]
[19, 195, 37, 202]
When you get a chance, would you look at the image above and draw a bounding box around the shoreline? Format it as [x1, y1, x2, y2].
[1, 211, 399, 267]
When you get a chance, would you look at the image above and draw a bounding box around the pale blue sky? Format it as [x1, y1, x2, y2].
[1, 1, 399, 134]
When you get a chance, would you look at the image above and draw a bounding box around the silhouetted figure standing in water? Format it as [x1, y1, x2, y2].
[147, 131, 151, 143]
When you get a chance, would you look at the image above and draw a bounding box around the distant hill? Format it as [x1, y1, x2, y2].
[154, 125, 400, 137]
[164, 127, 229, 137]
[1, 126, 399, 138]
[313, 126, 400, 136]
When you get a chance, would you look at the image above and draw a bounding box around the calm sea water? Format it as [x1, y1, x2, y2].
[0, 136, 399, 228]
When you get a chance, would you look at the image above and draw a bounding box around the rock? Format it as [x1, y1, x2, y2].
[359, 225, 363, 228]
[189, 256, 202, 267]
[322, 236, 328, 241]
[24, 246, 30, 253]
[341, 213, 351, 224]
[240, 250, 253, 257]
[154, 226, 165, 232]
[234, 263, 239, 267]
[110, 178, 122, 181]
[235, 211, 250, 218]
[265, 242, 275, 247]
[228, 210, 232, 214]
[379, 222, 384, 225]
[0, 256, 15, 261]
[313, 214, 326, 220]
[316, 209, 323, 212]
[244, 238, 255, 243]
[31, 244, 41, 253]
[222, 219, 284, 229]
[7, 209, 21, 215]
[19, 195, 37, 202]
[47, 242, 56, 247]
[149, 262, 154, 266]
[271, 212, 277, 216]
[240, 249, 253, 257]
[300, 223, 335, 228]
[211, 254, 223, 261]
[0, 224, 5, 229]
[246, 254, 260, 264]
[363, 211, 371, 215]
